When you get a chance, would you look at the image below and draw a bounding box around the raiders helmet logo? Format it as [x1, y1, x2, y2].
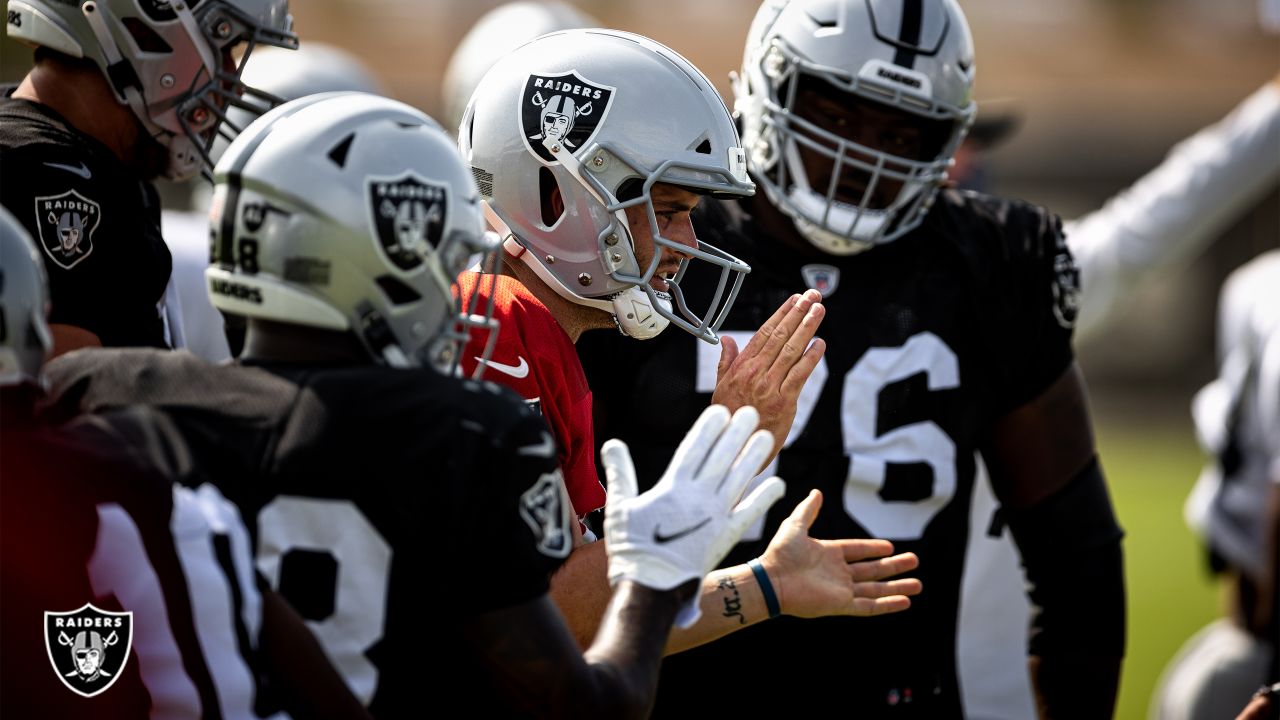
[367, 173, 448, 271]
[520, 70, 616, 164]
[33, 189, 99, 270]
[44, 604, 133, 698]
[1051, 250, 1081, 329]
[519, 466, 573, 559]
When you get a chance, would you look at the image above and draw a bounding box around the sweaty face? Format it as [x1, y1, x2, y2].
[789, 75, 952, 209]
[623, 183, 700, 294]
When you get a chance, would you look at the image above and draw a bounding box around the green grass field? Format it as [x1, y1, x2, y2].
[1096, 416, 1224, 720]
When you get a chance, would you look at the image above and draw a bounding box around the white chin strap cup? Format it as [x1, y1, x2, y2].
[612, 286, 671, 340]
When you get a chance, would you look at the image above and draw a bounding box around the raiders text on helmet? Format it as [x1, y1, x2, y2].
[207, 92, 496, 372]
[6, 0, 298, 180]
[0, 206, 53, 387]
[735, 0, 976, 253]
[461, 29, 754, 344]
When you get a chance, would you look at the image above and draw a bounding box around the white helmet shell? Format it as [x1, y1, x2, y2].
[736, 0, 976, 253]
[461, 29, 754, 343]
[208, 93, 495, 371]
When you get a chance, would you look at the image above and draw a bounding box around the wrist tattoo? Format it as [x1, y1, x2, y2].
[717, 576, 746, 625]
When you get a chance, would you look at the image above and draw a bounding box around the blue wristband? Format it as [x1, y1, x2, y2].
[748, 558, 781, 619]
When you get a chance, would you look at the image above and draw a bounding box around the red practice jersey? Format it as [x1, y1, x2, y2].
[459, 273, 606, 525]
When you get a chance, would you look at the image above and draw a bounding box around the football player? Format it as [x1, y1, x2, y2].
[458, 27, 924, 651]
[40, 92, 791, 716]
[577, 1, 1126, 716]
[0, 206, 369, 719]
[1, 0, 297, 355]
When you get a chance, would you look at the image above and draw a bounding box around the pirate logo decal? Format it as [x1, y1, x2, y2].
[45, 604, 133, 698]
[33, 190, 100, 270]
[519, 466, 573, 559]
[368, 173, 448, 271]
[520, 70, 616, 163]
[1051, 244, 1081, 329]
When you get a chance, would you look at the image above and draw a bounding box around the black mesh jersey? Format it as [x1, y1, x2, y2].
[0, 93, 171, 348]
[2, 404, 281, 719]
[42, 349, 572, 715]
[577, 189, 1078, 717]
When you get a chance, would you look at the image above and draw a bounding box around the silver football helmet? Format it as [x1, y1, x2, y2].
[6, 0, 298, 181]
[207, 92, 497, 372]
[736, 0, 976, 254]
[441, 1, 596, 133]
[461, 29, 753, 344]
[0, 205, 53, 386]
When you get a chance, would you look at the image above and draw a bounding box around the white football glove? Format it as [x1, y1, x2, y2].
[603, 404, 786, 627]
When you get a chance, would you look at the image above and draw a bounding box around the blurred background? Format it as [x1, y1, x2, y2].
[3, 1, 1276, 717]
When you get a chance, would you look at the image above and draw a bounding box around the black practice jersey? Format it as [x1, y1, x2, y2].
[577, 189, 1079, 717]
[0, 93, 171, 348]
[1, 403, 279, 718]
[42, 349, 572, 715]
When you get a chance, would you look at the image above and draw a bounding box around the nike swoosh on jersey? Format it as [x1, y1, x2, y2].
[475, 355, 530, 379]
[517, 431, 556, 458]
[44, 161, 92, 180]
[652, 517, 711, 544]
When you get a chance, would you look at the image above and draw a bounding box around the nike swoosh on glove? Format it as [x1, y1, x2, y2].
[603, 404, 785, 628]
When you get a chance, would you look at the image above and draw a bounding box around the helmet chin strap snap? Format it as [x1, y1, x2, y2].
[611, 286, 671, 340]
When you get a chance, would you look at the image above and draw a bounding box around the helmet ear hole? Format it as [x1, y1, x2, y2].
[121, 17, 173, 54]
[376, 275, 423, 306]
[538, 167, 564, 226]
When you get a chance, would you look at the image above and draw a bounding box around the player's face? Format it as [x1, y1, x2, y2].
[624, 183, 700, 294]
[791, 76, 949, 208]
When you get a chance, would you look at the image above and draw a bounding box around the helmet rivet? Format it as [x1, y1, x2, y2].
[544, 255, 555, 264]
[189, 107, 209, 124]
[578, 273, 592, 286]
[626, 313, 635, 319]
[606, 233, 619, 246]
[550, 144, 561, 153]
[173, 1, 186, 10]
[610, 252, 622, 264]
[592, 155, 604, 167]
[160, 74, 175, 88]
[214, 20, 233, 39]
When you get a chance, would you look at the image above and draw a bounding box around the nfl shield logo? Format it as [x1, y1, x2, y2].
[520, 70, 616, 164]
[44, 604, 133, 698]
[368, 173, 449, 271]
[33, 189, 100, 270]
[801, 264, 840, 299]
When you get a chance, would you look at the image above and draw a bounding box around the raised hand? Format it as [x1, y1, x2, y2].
[602, 405, 786, 627]
[710, 289, 826, 463]
[758, 489, 922, 618]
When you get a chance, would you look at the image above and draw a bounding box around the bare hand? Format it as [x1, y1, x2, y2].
[711, 289, 826, 462]
[759, 489, 921, 618]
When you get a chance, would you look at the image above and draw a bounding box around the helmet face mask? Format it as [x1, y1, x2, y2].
[7, 0, 299, 181]
[207, 92, 497, 374]
[462, 29, 755, 345]
[736, 0, 977, 254]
